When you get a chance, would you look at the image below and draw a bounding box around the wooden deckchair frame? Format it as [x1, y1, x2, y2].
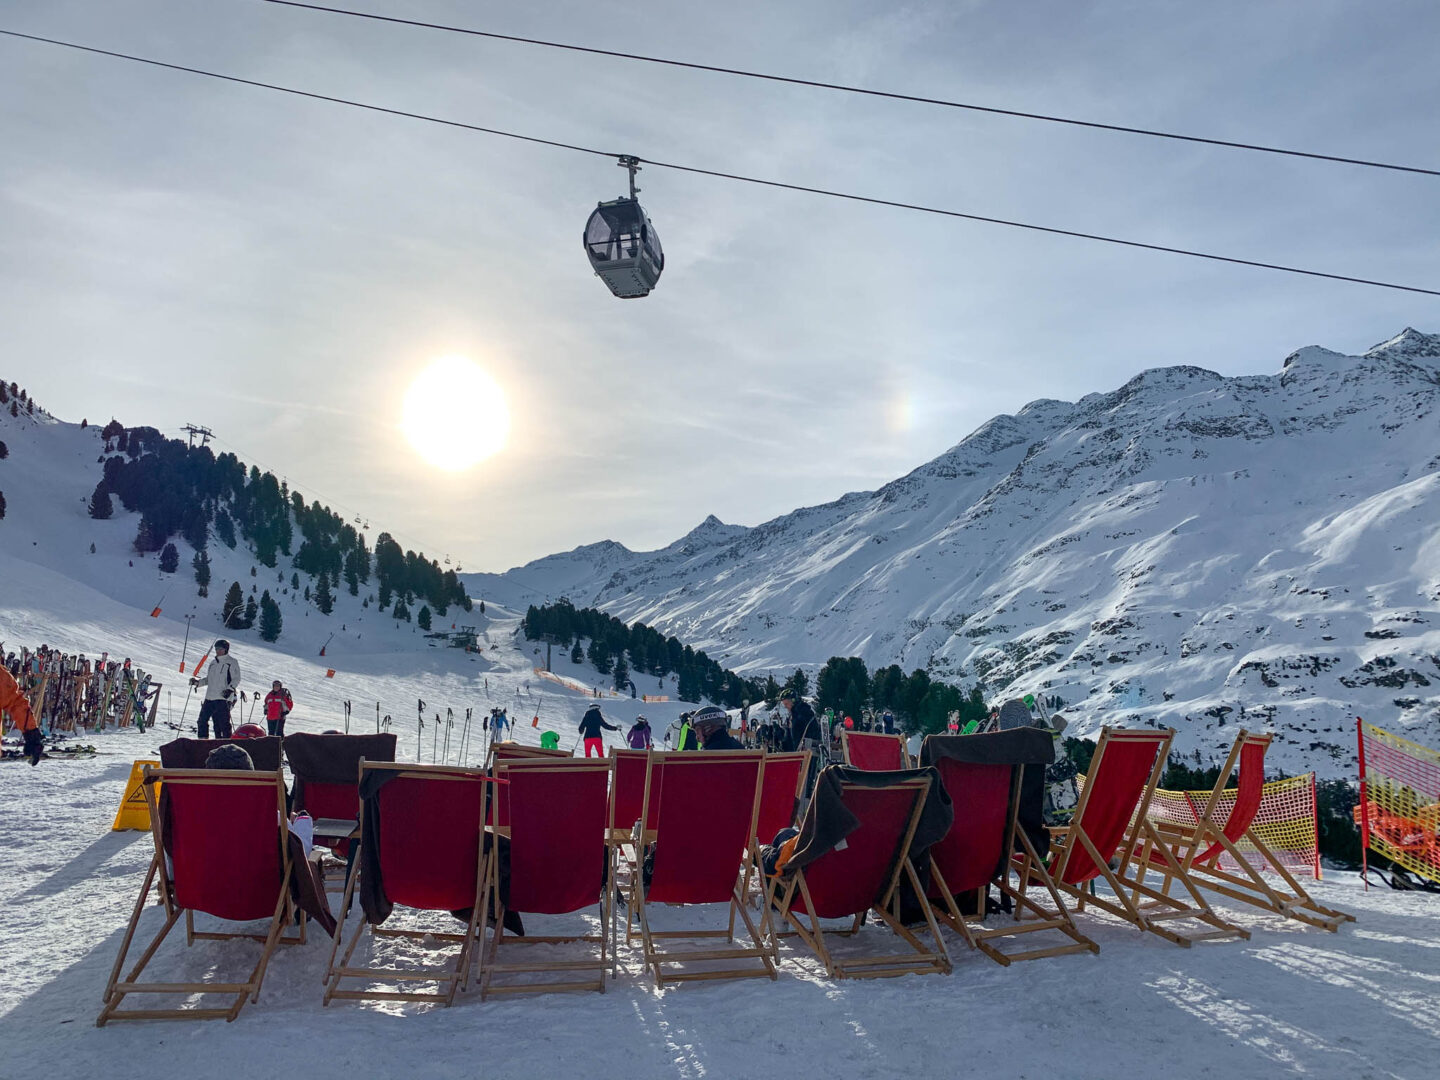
[628, 750, 778, 985]
[97, 769, 303, 1025]
[324, 761, 494, 1007]
[741, 749, 811, 917]
[477, 758, 615, 998]
[1130, 730, 1353, 931]
[773, 775, 950, 979]
[485, 741, 572, 770]
[1023, 728, 1247, 947]
[840, 730, 910, 770]
[927, 762, 1098, 966]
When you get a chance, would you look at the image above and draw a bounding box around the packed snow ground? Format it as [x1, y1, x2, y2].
[1, 742, 1437, 1080]
[2, 604, 1439, 1078]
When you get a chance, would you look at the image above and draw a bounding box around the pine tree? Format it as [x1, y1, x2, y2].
[192, 549, 211, 596]
[0, 490, 5, 520]
[291, 572, 300, 590]
[222, 581, 244, 626]
[417, 604, 432, 631]
[214, 509, 237, 549]
[571, 641, 584, 664]
[243, 595, 258, 628]
[343, 549, 360, 596]
[88, 483, 113, 519]
[158, 542, 179, 574]
[479, 600, 485, 615]
[89, 542, 96, 554]
[393, 599, 411, 622]
[0, 440, 8, 458]
[587, 637, 612, 675]
[259, 590, 282, 642]
[316, 572, 335, 615]
[764, 674, 780, 705]
[612, 654, 630, 692]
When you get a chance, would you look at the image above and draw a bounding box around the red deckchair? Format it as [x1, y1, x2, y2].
[285, 733, 397, 860]
[477, 758, 614, 998]
[324, 761, 497, 1006]
[1131, 730, 1353, 931]
[925, 754, 1096, 965]
[1026, 728, 1247, 946]
[841, 730, 910, 771]
[773, 773, 949, 979]
[739, 749, 810, 910]
[98, 768, 301, 1024]
[630, 751, 776, 985]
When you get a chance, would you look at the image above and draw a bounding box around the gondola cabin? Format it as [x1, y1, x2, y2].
[584, 196, 664, 299]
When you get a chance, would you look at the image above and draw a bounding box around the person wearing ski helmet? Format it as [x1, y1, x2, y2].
[881, 709, 896, 735]
[264, 679, 293, 738]
[691, 706, 741, 750]
[578, 702, 620, 757]
[778, 688, 818, 752]
[627, 714, 653, 749]
[192, 639, 241, 739]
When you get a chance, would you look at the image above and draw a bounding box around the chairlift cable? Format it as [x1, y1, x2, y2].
[263, 0, 1440, 180]
[2, 28, 1436, 297]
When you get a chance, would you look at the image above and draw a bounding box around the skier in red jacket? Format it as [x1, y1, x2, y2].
[264, 680, 293, 737]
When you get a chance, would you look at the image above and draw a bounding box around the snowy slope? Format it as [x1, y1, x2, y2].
[468, 329, 1440, 773]
[0, 405, 687, 756]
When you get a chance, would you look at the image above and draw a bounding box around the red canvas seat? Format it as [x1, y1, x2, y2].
[98, 769, 301, 1025]
[1027, 728, 1247, 947]
[477, 758, 615, 998]
[629, 751, 777, 985]
[922, 741, 1096, 965]
[1132, 730, 1353, 931]
[324, 762, 498, 1007]
[487, 742, 572, 831]
[285, 732, 397, 857]
[773, 770, 949, 979]
[841, 730, 909, 771]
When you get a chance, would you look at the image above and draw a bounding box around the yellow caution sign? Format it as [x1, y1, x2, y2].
[111, 760, 161, 832]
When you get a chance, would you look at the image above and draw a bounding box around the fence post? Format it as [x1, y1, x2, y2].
[1355, 717, 1370, 892]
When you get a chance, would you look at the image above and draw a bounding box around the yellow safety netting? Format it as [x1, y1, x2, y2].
[1077, 770, 1321, 879]
[1357, 720, 1440, 885]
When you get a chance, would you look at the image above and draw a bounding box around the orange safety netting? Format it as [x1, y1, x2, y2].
[1074, 770, 1322, 880]
[1143, 773, 1321, 880]
[1356, 719, 1440, 885]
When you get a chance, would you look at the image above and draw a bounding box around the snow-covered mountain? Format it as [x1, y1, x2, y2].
[468, 329, 1440, 773]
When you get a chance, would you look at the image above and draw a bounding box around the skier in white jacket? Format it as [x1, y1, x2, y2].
[192, 639, 241, 738]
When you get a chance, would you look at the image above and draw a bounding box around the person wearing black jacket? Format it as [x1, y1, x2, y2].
[691, 706, 742, 750]
[578, 703, 620, 757]
[779, 689, 819, 751]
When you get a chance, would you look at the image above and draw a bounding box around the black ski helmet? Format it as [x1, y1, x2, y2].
[214, 639, 231, 652]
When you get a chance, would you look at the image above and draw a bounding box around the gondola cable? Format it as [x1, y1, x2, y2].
[1, 28, 1436, 298]
[263, 0, 1440, 180]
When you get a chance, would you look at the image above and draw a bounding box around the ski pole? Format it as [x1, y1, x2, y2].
[177, 682, 197, 734]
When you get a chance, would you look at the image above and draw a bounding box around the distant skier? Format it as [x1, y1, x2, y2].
[778, 689, 818, 753]
[264, 680, 294, 737]
[626, 714, 653, 749]
[192, 639, 240, 739]
[578, 703, 620, 757]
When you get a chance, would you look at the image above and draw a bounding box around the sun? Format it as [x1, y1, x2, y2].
[401, 356, 510, 471]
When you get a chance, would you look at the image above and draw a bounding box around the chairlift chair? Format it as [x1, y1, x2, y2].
[584, 156, 664, 299]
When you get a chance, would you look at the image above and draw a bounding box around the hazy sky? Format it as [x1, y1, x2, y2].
[4, 0, 1438, 570]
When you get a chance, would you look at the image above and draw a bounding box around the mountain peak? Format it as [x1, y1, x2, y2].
[1364, 327, 1440, 362]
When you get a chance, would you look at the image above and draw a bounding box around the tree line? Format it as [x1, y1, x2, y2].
[87, 423, 471, 641]
[523, 600, 766, 707]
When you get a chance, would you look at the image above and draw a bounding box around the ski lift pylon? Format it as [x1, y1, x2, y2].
[584, 155, 663, 299]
